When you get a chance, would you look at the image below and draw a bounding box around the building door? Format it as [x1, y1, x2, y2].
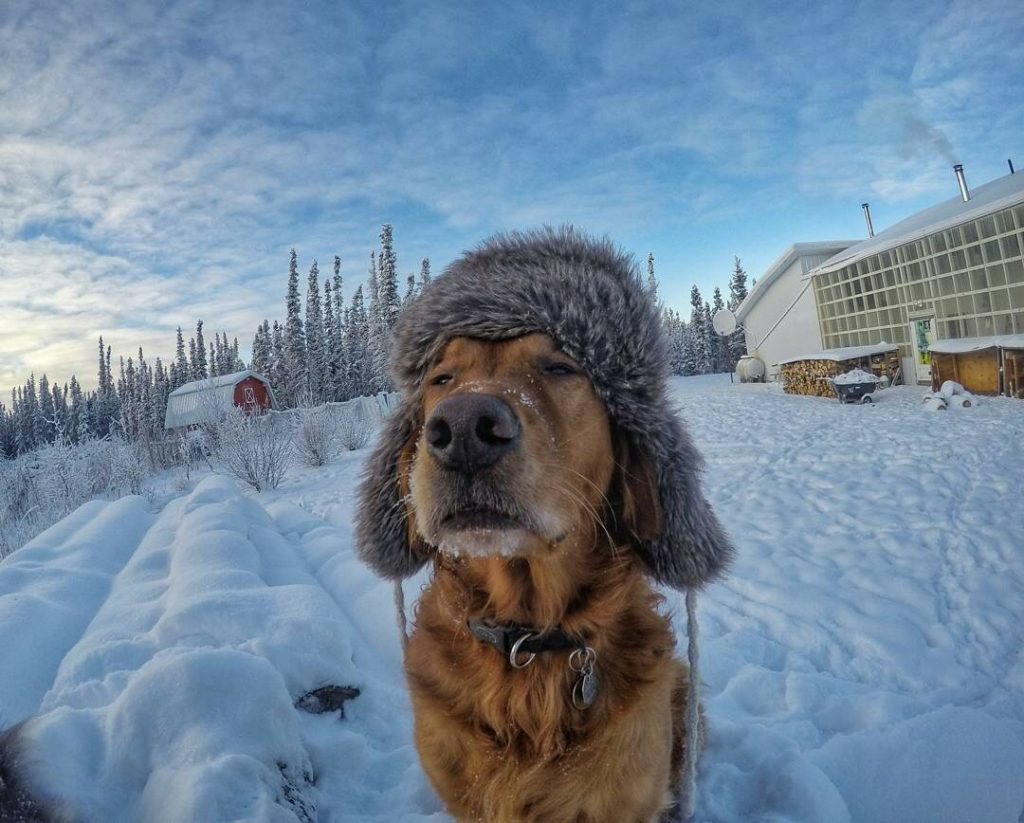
[910, 317, 935, 383]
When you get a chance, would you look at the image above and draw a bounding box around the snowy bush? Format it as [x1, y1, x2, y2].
[294, 405, 338, 467]
[216, 409, 292, 492]
[336, 407, 371, 451]
[0, 436, 157, 558]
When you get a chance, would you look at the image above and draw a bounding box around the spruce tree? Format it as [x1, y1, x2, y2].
[711, 287, 727, 371]
[284, 249, 307, 407]
[305, 261, 325, 403]
[346, 285, 370, 398]
[728, 257, 749, 364]
[403, 274, 416, 309]
[38, 374, 55, 444]
[418, 258, 431, 291]
[270, 321, 288, 404]
[690, 285, 711, 374]
[195, 320, 208, 379]
[646, 253, 658, 302]
[174, 327, 189, 389]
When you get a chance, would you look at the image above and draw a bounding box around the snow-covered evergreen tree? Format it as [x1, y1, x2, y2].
[346, 285, 370, 398]
[711, 287, 728, 372]
[194, 320, 208, 380]
[173, 327, 189, 389]
[689, 285, 711, 374]
[304, 261, 326, 403]
[646, 253, 658, 302]
[250, 321, 271, 376]
[418, 258, 431, 291]
[284, 249, 307, 408]
[270, 321, 288, 403]
[728, 257, 749, 365]
[402, 274, 416, 309]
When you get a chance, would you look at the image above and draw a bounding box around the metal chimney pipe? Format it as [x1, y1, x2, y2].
[861, 203, 875, 238]
[953, 164, 970, 202]
[1010, 158, 1016, 175]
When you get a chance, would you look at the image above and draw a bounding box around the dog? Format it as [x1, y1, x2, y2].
[356, 228, 733, 822]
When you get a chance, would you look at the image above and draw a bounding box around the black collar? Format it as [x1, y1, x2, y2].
[468, 618, 583, 657]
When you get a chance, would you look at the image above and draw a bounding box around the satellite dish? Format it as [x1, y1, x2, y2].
[712, 309, 738, 336]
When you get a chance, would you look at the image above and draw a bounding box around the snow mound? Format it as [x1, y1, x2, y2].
[3, 477, 363, 822]
[832, 369, 879, 386]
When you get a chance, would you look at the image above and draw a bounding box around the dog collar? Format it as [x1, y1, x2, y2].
[467, 618, 600, 709]
[468, 618, 580, 660]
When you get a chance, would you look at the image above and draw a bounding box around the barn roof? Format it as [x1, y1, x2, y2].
[165, 370, 276, 429]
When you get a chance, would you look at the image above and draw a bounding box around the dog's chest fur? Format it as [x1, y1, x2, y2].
[404, 553, 686, 823]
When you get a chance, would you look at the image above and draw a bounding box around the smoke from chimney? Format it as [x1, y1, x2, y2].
[954, 164, 970, 202]
[862, 203, 875, 238]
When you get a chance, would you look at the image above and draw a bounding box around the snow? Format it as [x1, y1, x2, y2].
[831, 369, 879, 386]
[928, 333, 1024, 354]
[2, 375, 1024, 822]
[777, 342, 898, 365]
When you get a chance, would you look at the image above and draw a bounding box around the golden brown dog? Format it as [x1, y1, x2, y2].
[396, 332, 695, 823]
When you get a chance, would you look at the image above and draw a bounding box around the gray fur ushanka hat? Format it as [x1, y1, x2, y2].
[355, 226, 733, 590]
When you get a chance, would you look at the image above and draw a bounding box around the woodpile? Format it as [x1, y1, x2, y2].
[782, 350, 901, 398]
[781, 360, 841, 397]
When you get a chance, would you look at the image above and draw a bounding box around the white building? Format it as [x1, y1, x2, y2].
[734, 241, 857, 379]
[807, 168, 1024, 384]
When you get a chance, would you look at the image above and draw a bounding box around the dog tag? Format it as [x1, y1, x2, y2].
[573, 671, 599, 709]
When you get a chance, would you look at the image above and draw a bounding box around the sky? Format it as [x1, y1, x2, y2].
[1, 0, 1022, 394]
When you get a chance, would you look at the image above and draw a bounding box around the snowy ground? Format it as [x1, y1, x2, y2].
[1, 375, 1023, 822]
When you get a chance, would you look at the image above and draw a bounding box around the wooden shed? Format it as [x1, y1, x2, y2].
[928, 335, 1024, 398]
[165, 370, 277, 430]
[778, 343, 901, 398]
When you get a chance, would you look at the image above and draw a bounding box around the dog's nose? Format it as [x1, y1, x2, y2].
[425, 393, 520, 473]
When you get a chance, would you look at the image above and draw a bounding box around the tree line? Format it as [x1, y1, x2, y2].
[0, 229, 749, 460]
[652, 254, 749, 376]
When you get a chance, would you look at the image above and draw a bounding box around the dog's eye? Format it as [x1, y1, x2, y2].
[430, 373, 453, 386]
[543, 362, 577, 377]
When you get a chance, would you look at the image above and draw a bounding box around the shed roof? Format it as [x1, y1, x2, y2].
[928, 334, 1024, 354]
[809, 172, 1024, 278]
[165, 370, 275, 429]
[777, 342, 898, 366]
[734, 241, 858, 322]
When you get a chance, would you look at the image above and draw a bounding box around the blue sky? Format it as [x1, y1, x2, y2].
[2, 0, 1022, 392]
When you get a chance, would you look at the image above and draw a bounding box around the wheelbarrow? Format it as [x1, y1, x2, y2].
[830, 370, 881, 404]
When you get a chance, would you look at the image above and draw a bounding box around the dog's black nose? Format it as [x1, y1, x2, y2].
[425, 393, 520, 473]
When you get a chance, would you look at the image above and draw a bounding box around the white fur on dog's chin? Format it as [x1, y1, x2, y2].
[434, 527, 534, 558]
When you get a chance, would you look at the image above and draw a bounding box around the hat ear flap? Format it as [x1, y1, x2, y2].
[613, 429, 663, 544]
[628, 415, 735, 590]
[355, 401, 432, 580]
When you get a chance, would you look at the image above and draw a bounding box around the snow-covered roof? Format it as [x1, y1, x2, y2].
[777, 342, 898, 365]
[165, 370, 275, 429]
[928, 334, 1024, 354]
[809, 172, 1024, 278]
[734, 241, 859, 322]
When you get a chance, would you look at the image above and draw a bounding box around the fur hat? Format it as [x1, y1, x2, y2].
[355, 226, 733, 590]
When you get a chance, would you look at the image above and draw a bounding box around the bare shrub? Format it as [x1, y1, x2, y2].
[336, 407, 371, 451]
[216, 409, 292, 492]
[294, 405, 337, 467]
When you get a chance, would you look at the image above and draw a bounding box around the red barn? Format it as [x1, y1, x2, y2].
[164, 370, 278, 430]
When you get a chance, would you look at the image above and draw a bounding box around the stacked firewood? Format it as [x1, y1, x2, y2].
[781, 360, 841, 397]
[782, 351, 901, 397]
